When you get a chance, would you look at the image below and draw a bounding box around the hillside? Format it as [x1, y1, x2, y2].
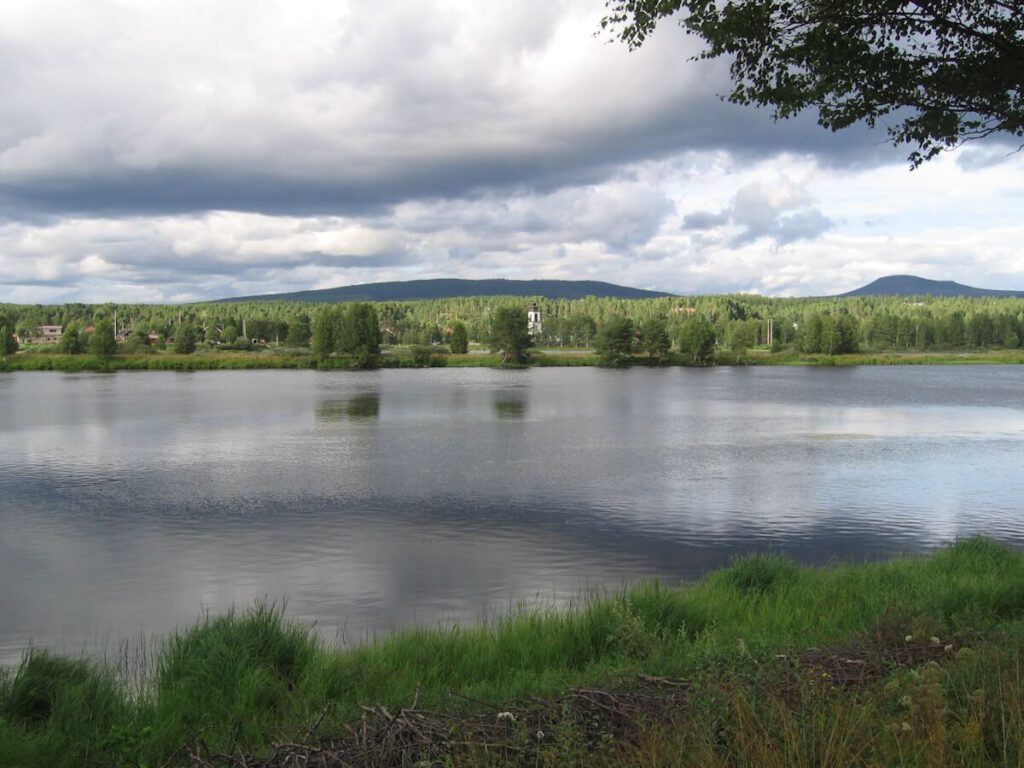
[216, 278, 675, 303]
[839, 274, 1024, 298]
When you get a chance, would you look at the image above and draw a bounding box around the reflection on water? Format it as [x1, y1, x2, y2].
[493, 394, 528, 419]
[1, 366, 1023, 665]
[316, 394, 381, 421]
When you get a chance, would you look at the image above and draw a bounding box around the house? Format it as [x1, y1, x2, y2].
[27, 325, 63, 344]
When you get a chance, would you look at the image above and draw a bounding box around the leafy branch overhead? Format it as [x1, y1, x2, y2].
[602, 0, 1024, 166]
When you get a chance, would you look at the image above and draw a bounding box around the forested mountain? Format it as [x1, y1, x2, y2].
[216, 278, 675, 303]
[838, 275, 1024, 299]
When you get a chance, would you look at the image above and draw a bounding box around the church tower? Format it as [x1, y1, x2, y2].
[527, 302, 542, 336]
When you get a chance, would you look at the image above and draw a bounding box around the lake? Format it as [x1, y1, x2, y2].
[1, 365, 1023, 666]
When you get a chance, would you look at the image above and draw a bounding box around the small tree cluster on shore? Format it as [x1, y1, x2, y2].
[448, 321, 468, 354]
[488, 307, 532, 366]
[312, 303, 383, 368]
[88, 320, 117, 359]
[595, 317, 635, 367]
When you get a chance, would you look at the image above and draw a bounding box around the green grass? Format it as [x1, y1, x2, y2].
[3, 538, 1024, 766]
[2, 351, 317, 371]
[5, 347, 1024, 373]
[757, 349, 1024, 366]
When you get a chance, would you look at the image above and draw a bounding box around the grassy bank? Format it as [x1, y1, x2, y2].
[2, 538, 1024, 766]
[755, 349, 1024, 366]
[0, 351, 318, 372]
[5, 347, 1024, 373]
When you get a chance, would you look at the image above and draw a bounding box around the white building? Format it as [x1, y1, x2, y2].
[527, 302, 542, 336]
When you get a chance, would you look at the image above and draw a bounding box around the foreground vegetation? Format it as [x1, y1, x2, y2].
[3, 538, 1024, 766]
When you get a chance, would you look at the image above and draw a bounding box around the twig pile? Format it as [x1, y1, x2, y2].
[793, 625, 964, 689]
[185, 674, 690, 768]
[183, 625, 974, 767]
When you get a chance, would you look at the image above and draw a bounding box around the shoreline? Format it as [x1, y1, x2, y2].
[3, 539, 1024, 766]
[3, 347, 1024, 372]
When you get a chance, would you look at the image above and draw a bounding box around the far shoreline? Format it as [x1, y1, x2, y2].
[3, 347, 1024, 372]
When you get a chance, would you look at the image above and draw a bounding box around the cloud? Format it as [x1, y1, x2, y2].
[3, 147, 1024, 303]
[682, 210, 730, 230]
[0, 0, 895, 222]
[0, 1, 1020, 303]
[678, 178, 834, 247]
[954, 142, 1024, 171]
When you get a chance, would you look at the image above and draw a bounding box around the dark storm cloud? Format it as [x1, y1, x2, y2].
[0, 1, 895, 225]
[954, 142, 1024, 171]
[682, 210, 730, 230]
[301, 251, 415, 269]
[0, 104, 889, 221]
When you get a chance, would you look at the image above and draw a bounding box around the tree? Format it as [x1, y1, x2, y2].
[339, 303, 382, 367]
[676, 316, 716, 365]
[637, 317, 671, 360]
[0, 317, 18, 357]
[603, 0, 1024, 166]
[726, 319, 759, 359]
[488, 307, 532, 365]
[89, 319, 117, 359]
[59, 324, 85, 354]
[311, 304, 382, 367]
[567, 315, 598, 347]
[311, 308, 337, 359]
[595, 317, 636, 366]
[449, 321, 469, 354]
[831, 314, 860, 354]
[121, 331, 151, 354]
[285, 314, 311, 347]
[173, 324, 197, 354]
[800, 314, 826, 353]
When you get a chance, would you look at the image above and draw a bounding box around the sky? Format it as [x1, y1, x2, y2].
[1, 0, 1022, 304]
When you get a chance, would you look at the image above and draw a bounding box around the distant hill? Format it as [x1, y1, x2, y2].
[217, 278, 675, 303]
[838, 275, 1024, 299]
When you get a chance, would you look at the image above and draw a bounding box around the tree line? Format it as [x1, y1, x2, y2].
[4, 293, 1024, 365]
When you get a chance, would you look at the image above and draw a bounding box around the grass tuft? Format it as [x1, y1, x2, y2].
[144, 601, 320, 758]
[719, 553, 802, 597]
[0, 649, 123, 730]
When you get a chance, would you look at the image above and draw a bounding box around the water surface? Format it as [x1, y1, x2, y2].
[2, 366, 1022, 665]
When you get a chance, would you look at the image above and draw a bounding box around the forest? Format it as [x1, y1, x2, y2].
[3, 291, 1024, 361]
